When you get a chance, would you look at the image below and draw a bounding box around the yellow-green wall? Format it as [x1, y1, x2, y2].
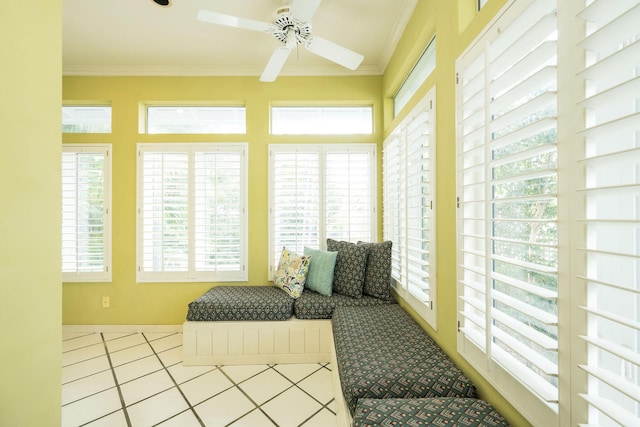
[382, 0, 530, 426]
[62, 75, 383, 325]
[0, 1, 62, 426]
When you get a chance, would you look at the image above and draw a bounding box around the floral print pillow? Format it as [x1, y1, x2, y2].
[273, 247, 311, 299]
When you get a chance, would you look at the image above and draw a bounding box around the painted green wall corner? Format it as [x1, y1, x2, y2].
[382, 0, 530, 426]
[62, 75, 383, 325]
[0, 1, 62, 426]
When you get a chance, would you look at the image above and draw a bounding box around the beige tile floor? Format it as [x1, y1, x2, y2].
[62, 331, 337, 427]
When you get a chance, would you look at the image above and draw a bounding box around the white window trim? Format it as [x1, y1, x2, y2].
[136, 142, 248, 283]
[62, 144, 112, 283]
[384, 89, 437, 329]
[268, 143, 377, 277]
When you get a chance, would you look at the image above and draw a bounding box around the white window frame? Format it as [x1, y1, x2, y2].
[268, 144, 377, 276]
[136, 143, 248, 282]
[384, 89, 437, 328]
[455, 0, 561, 424]
[62, 144, 112, 282]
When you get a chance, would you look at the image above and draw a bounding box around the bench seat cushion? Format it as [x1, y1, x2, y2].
[354, 398, 510, 427]
[333, 305, 477, 415]
[293, 289, 396, 320]
[186, 286, 294, 321]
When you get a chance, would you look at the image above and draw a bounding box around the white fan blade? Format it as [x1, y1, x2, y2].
[290, 0, 322, 22]
[260, 47, 292, 82]
[306, 36, 364, 70]
[197, 9, 272, 33]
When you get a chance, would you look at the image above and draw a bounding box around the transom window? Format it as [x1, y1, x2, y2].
[62, 106, 112, 133]
[146, 106, 246, 134]
[271, 106, 373, 135]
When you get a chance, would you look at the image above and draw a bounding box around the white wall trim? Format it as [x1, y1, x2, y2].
[62, 325, 183, 333]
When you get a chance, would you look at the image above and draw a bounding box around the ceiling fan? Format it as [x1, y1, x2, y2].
[197, 0, 364, 82]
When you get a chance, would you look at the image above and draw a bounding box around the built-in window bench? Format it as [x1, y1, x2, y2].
[182, 286, 510, 426]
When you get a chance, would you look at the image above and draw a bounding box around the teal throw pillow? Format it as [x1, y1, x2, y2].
[303, 247, 338, 297]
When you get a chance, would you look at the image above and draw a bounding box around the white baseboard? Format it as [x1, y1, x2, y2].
[62, 325, 183, 333]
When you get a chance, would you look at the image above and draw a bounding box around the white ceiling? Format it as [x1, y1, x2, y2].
[63, 0, 418, 78]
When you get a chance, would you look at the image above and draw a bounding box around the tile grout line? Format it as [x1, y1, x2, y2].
[101, 333, 133, 427]
[215, 365, 279, 427]
[271, 364, 337, 416]
[141, 332, 207, 427]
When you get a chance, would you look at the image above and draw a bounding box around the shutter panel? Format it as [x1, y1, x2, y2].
[325, 149, 374, 243]
[457, 0, 559, 406]
[458, 49, 488, 351]
[61, 146, 110, 281]
[194, 150, 243, 273]
[270, 147, 321, 273]
[384, 133, 402, 281]
[577, 1, 640, 424]
[141, 150, 189, 273]
[383, 90, 436, 327]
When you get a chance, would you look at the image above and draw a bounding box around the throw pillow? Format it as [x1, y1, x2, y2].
[327, 239, 369, 299]
[303, 247, 338, 297]
[273, 247, 311, 299]
[358, 241, 393, 301]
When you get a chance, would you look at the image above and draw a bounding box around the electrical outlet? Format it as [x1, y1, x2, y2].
[102, 296, 110, 308]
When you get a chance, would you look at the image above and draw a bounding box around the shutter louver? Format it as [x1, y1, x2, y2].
[577, 0, 640, 424]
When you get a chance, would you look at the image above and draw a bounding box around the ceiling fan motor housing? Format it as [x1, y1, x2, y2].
[272, 8, 312, 45]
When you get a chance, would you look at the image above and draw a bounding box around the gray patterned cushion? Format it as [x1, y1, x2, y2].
[354, 398, 510, 427]
[186, 286, 294, 321]
[333, 305, 477, 415]
[327, 239, 369, 298]
[358, 241, 393, 301]
[293, 289, 396, 319]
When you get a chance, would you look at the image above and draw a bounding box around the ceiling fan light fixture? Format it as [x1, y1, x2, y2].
[152, 0, 171, 7]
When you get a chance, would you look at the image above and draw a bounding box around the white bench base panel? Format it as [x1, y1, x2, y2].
[183, 318, 333, 366]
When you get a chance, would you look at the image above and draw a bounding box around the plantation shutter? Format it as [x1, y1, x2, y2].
[137, 144, 246, 282]
[269, 147, 321, 274]
[405, 102, 435, 307]
[383, 90, 436, 327]
[140, 150, 190, 275]
[383, 134, 403, 282]
[577, 1, 640, 425]
[194, 150, 244, 274]
[269, 144, 376, 275]
[457, 0, 559, 407]
[325, 149, 374, 243]
[61, 145, 111, 281]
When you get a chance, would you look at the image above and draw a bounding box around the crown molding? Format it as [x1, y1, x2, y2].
[378, 0, 419, 74]
[62, 64, 384, 77]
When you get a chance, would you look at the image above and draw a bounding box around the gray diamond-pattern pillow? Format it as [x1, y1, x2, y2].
[358, 241, 392, 301]
[327, 239, 369, 299]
